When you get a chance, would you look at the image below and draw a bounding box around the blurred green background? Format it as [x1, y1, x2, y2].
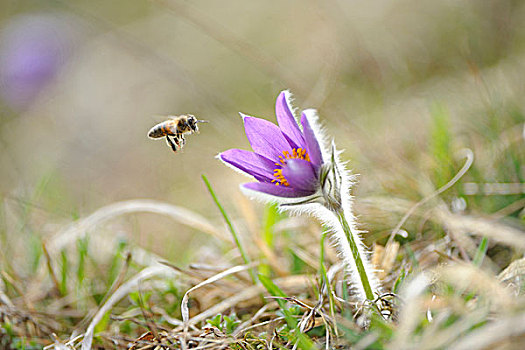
[1, 1, 524, 261]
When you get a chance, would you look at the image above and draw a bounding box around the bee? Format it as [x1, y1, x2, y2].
[147, 114, 208, 153]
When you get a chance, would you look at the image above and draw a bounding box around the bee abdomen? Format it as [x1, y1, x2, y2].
[148, 122, 173, 138]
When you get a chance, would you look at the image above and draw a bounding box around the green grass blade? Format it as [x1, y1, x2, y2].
[259, 203, 280, 277]
[263, 203, 279, 247]
[258, 274, 316, 349]
[202, 174, 257, 285]
[473, 237, 489, 267]
[258, 274, 296, 327]
[76, 237, 89, 288]
[60, 249, 68, 296]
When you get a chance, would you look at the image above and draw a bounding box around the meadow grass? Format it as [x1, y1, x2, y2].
[0, 103, 523, 349]
[1, 2, 525, 349]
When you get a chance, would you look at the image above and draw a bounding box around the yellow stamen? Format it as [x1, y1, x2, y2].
[271, 148, 311, 186]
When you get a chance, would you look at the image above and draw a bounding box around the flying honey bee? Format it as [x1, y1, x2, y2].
[147, 114, 208, 153]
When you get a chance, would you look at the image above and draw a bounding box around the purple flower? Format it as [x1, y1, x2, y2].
[0, 13, 80, 110]
[219, 91, 325, 199]
[218, 91, 380, 301]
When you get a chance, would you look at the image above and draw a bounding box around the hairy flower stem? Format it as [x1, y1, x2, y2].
[336, 210, 375, 301]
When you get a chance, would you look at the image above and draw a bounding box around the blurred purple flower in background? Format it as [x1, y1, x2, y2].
[219, 91, 324, 199]
[0, 13, 79, 110]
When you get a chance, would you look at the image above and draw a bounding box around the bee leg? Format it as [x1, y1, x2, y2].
[166, 136, 178, 152]
[175, 133, 185, 148]
[174, 135, 182, 147]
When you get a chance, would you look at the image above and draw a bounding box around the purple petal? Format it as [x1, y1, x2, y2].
[0, 14, 75, 110]
[219, 149, 276, 182]
[281, 158, 317, 192]
[241, 114, 292, 161]
[275, 91, 305, 149]
[242, 182, 313, 198]
[301, 112, 323, 168]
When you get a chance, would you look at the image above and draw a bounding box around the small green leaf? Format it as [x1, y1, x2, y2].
[206, 314, 222, 328]
[223, 314, 241, 334]
[94, 310, 111, 334]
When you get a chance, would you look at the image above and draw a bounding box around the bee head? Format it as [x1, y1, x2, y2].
[187, 115, 198, 132]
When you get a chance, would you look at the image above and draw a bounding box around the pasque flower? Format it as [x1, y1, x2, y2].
[219, 91, 380, 301]
[219, 91, 323, 200]
[0, 13, 80, 110]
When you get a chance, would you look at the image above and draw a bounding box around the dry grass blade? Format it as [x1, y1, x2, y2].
[0, 282, 14, 308]
[176, 275, 311, 328]
[167, 275, 311, 332]
[437, 211, 525, 250]
[498, 257, 525, 283]
[463, 182, 525, 195]
[232, 303, 272, 337]
[388, 148, 474, 244]
[93, 252, 132, 320]
[44, 334, 84, 350]
[354, 332, 380, 350]
[321, 262, 343, 296]
[449, 313, 525, 350]
[394, 272, 432, 347]
[48, 199, 227, 254]
[394, 261, 521, 350]
[408, 308, 489, 350]
[80, 265, 177, 350]
[491, 198, 525, 219]
[48, 340, 71, 350]
[41, 243, 63, 297]
[1, 271, 34, 310]
[181, 263, 257, 324]
[437, 264, 514, 310]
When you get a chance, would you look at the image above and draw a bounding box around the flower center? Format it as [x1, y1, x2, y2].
[271, 148, 310, 186]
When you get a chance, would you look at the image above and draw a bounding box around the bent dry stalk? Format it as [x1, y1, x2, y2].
[218, 90, 380, 301]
